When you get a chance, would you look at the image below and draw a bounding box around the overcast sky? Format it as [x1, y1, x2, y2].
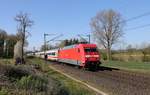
[0, 0, 150, 50]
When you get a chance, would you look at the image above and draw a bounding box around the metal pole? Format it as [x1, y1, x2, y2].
[44, 33, 46, 56]
[88, 34, 90, 44]
[44, 33, 47, 63]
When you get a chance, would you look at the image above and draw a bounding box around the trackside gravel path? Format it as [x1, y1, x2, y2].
[48, 62, 150, 95]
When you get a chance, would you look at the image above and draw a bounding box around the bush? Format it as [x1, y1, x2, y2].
[100, 51, 107, 60]
[2, 65, 31, 81]
[17, 75, 70, 95]
[17, 75, 48, 92]
[0, 88, 8, 95]
[48, 79, 69, 95]
[0, 62, 69, 95]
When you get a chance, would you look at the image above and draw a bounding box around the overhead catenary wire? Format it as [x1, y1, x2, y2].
[121, 11, 150, 23]
[47, 34, 63, 43]
[125, 23, 150, 31]
[75, 12, 150, 41]
[89, 12, 150, 33]
[106, 12, 150, 32]
[113, 12, 150, 32]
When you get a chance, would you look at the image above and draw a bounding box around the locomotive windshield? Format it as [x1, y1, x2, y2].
[84, 48, 97, 52]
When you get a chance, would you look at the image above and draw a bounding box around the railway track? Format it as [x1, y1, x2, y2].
[48, 61, 150, 95]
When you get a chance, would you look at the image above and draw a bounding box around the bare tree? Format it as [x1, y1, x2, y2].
[90, 9, 125, 60]
[15, 12, 33, 63]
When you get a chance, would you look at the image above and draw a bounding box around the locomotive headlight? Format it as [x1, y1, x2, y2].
[85, 55, 99, 58]
[85, 55, 90, 58]
[94, 55, 99, 57]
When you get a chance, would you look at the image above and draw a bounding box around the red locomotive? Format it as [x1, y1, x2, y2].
[34, 43, 101, 70]
[58, 44, 101, 70]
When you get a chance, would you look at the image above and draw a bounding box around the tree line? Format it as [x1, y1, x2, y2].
[40, 38, 80, 51]
[0, 29, 18, 58]
[59, 38, 80, 47]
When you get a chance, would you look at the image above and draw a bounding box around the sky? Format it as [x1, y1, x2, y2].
[0, 0, 150, 50]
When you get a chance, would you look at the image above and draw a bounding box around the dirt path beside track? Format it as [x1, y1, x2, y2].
[48, 62, 150, 95]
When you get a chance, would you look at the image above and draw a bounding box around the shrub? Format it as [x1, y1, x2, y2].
[3, 65, 31, 81]
[100, 51, 107, 60]
[17, 75, 48, 92]
[0, 88, 8, 95]
[48, 80, 69, 95]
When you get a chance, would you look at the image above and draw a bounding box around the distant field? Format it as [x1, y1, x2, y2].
[101, 61, 150, 73]
[111, 53, 150, 62]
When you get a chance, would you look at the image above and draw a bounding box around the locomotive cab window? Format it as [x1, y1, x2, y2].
[84, 48, 97, 52]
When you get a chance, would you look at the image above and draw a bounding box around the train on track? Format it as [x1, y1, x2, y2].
[31, 43, 101, 70]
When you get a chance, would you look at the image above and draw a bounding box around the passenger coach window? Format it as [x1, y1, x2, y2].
[48, 52, 55, 55]
[52, 52, 55, 55]
[84, 48, 97, 52]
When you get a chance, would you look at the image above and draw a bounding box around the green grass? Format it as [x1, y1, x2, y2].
[0, 59, 14, 64]
[47, 70, 94, 95]
[101, 61, 150, 73]
[0, 58, 95, 95]
[0, 88, 8, 95]
[29, 58, 95, 95]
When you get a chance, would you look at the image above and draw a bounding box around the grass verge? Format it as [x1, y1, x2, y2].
[101, 61, 150, 73]
[0, 58, 95, 95]
[29, 58, 95, 95]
